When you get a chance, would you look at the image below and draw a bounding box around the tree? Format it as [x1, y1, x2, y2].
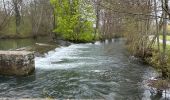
[12, 0, 21, 34]
[161, 0, 169, 79]
[50, 0, 95, 42]
[0, 0, 54, 38]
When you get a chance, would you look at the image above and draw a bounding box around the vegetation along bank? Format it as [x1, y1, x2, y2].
[1, 0, 170, 81]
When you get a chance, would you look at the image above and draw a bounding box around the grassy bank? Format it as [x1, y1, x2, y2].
[147, 42, 170, 78]
[159, 35, 170, 41]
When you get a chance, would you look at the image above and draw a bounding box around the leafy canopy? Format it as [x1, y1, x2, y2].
[50, 0, 95, 42]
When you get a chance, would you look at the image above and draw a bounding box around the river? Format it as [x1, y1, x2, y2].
[0, 38, 161, 99]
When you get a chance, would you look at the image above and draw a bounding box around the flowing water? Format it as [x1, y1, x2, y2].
[0, 38, 160, 99]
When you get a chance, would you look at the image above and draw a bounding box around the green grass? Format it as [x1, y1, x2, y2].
[153, 43, 170, 65]
[0, 16, 45, 38]
[0, 17, 32, 37]
[151, 43, 170, 77]
[159, 35, 170, 41]
[159, 23, 170, 40]
[168, 25, 170, 32]
[153, 42, 170, 53]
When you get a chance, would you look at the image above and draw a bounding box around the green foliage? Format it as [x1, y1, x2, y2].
[51, 0, 95, 42]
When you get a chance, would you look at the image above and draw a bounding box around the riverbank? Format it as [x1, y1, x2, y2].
[0, 34, 50, 39]
[0, 36, 58, 55]
[128, 36, 170, 78]
[146, 36, 170, 78]
[148, 47, 170, 74]
[20, 40, 72, 56]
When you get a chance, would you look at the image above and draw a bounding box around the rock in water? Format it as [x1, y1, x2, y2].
[0, 51, 35, 76]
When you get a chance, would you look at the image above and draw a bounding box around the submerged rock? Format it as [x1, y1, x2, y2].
[0, 51, 35, 76]
[55, 39, 71, 46]
[129, 56, 143, 63]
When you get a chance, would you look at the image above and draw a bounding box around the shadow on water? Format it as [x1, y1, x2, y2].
[150, 92, 163, 100]
[0, 72, 36, 85]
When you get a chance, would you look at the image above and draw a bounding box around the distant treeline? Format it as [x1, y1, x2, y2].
[0, 0, 53, 38]
[0, 0, 124, 41]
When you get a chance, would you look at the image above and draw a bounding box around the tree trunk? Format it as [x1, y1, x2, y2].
[94, 1, 100, 40]
[154, 0, 160, 53]
[161, 0, 168, 79]
[13, 0, 21, 34]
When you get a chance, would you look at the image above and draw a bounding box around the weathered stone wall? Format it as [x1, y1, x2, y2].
[0, 51, 35, 76]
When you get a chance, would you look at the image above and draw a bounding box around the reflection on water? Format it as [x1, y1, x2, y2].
[0, 38, 159, 99]
[0, 37, 50, 50]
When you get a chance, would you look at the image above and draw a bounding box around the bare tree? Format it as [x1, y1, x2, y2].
[12, 0, 21, 34]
